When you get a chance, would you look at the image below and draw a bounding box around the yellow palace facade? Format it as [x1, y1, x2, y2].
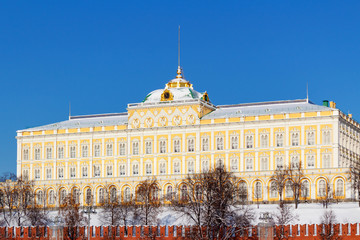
[16, 66, 360, 207]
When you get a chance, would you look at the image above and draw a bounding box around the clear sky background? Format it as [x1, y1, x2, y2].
[1, 1, 360, 174]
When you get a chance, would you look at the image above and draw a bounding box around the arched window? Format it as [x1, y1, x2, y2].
[60, 189, 67, 204]
[318, 179, 326, 197]
[307, 131, 315, 145]
[145, 141, 152, 154]
[231, 158, 238, 171]
[99, 188, 104, 203]
[270, 181, 277, 198]
[73, 188, 80, 204]
[124, 187, 131, 202]
[335, 179, 344, 197]
[48, 190, 55, 205]
[254, 182, 262, 199]
[180, 185, 187, 201]
[301, 180, 310, 198]
[110, 188, 117, 203]
[85, 189, 92, 205]
[37, 191, 43, 205]
[132, 141, 139, 155]
[195, 185, 202, 200]
[285, 181, 293, 198]
[166, 185, 173, 201]
[239, 181, 248, 202]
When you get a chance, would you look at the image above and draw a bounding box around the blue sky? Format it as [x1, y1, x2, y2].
[1, 1, 360, 173]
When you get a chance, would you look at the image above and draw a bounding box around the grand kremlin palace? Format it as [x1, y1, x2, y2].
[16, 66, 360, 207]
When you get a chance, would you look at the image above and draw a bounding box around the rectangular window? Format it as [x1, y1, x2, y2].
[188, 139, 195, 152]
[159, 140, 166, 153]
[58, 147, 64, 159]
[202, 138, 209, 151]
[275, 156, 284, 169]
[231, 136, 238, 149]
[307, 131, 315, 145]
[46, 168, 52, 179]
[188, 161, 194, 173]
[58, 168, 64, 179]
[133, 142, 139, 155]
[174, 162, 180, 174]
[94, 165, 101, 177]
[145, 141, 152, 154]
[94, 144, 101, 157]
[70, 146, 76, 158]
[145, 163, 152, 175]
[322, 130, 332, 145]
[82, 166, 88, 177]
[291, 132, 299, 146]
[276, 133, 284, 147]
[46, 147, 52, 159]
[307, 155, 315, 168]
[35, 169, 40, 180]
[231, 158, 238, 171]
[34, 148, 41, 160]
[23, 149, 29, 160]
[260, 134, 268, 148]
[119, 164, 126, 176]
[132, 164, 139, 175]
[106, 143, 113, 156]
[160, 163, 166, 174]
[216, 137, 224, 150]
[107, 165, 113, 176]
[82, 145, 88, 158]
[70, 167, 76, 178]
[246, 136, 253, 149]
[119, 143, 126, 155]
[260, 157, 268, 171]
[245, 158, 253, 171]
[174, 139, 181, 153]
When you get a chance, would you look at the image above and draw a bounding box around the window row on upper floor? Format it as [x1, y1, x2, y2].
[24, 151, 333, 181]
[22, 128, 332, 160]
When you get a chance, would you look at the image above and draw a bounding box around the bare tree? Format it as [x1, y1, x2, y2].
[348, 161, 360, 207]
[99, 185, 122, 226]
[0, 174, 37, 227]
[288, 161, 305, 209]
[321, 179, 334, 209]
[273, 204, 299, 240]
[319, 210, 342, 240]
[171, 166, 255, 240]
[60, 193, 86, 240]
[270, 166, 289, 206]
[135, 178, 161, 226]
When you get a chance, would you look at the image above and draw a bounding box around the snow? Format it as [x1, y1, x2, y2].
[202, 99, 332, 120]
[85, 202, 360, 226]
[143, 87, 203, 103]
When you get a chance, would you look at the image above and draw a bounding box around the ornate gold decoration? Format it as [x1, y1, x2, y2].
[161, 89, 174, 101]
[202, 92, 210, 102]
